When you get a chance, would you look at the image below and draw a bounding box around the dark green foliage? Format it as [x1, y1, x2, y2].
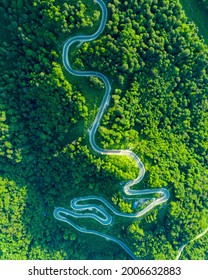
[0, 0, 207, 260]
[180, 0, 208, 44]
[198, 0, 208, 10]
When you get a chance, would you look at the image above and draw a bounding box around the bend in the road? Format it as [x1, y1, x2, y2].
[54, 0, 170, 260]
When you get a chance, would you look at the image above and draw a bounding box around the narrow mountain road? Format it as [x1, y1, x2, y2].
[54, 0, 170, 259]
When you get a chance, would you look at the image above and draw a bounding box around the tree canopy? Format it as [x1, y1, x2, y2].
[0, 0, 207, 260]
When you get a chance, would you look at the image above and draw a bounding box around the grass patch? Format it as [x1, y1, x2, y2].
[179, 0, 208, 44]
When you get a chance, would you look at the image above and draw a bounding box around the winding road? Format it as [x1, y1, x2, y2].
[176, 227, 208, 260]
[54, 0, 170, 259]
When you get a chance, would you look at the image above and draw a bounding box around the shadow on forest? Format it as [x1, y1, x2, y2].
[0, 111, 133, 259]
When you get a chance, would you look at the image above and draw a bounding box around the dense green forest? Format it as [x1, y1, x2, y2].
[0, 0, 207, 259]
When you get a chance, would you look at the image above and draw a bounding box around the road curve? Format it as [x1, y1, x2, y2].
[176, 227, 208, 260]
[54, 0, 170, 259]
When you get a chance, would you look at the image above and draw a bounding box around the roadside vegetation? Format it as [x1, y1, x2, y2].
[0, 0, 207, 260]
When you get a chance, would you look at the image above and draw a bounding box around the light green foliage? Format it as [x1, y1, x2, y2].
[0, 0, 207, 260]
[0, 178, 28, 259]
[76, 0, 208, 259]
